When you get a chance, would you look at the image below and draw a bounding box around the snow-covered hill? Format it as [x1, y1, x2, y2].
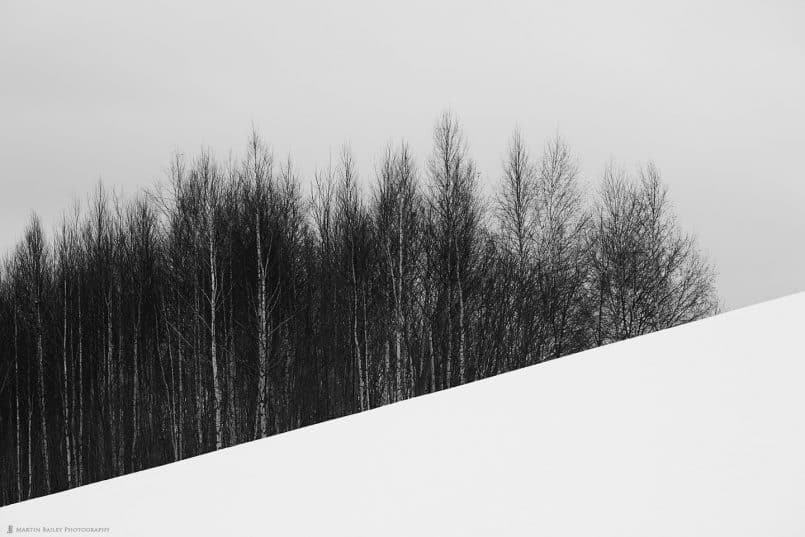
[3, 293, 805, 536]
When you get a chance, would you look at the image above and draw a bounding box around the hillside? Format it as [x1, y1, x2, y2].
[2, 293, 804, 536]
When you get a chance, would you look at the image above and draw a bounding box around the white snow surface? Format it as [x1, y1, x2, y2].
[3, 292, 805, 536]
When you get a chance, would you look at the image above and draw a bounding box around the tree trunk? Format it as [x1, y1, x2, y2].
[27, 383, 33, 499]
[116, 286, 124, 475]
[77, 293, 84, 486]
[428, 318, 436, 393]
[61, 279, 73, 487]
[446, 277, 453, 390]
[383, 340, 391, 405]
[105, 291, 114, 474]
[176, 317, 185, 460]
[208, 207, 223, 451]
[193, 266, 203, 453]
[14, 307, 22, 502]
[351, 256, 364, 412]
[395, 206, 404, 401]
[227, 247, 237, 446]
[159, 311, 177, 461]
[255, 210, 269, 439]
[227, 307, 236, 446]
[36, 296, 51, 494]
[131, 300, 141, 470]
[394, 306, 404, 402]
[457, 276, 467, 385]
[456, 241, 467, 385]
[362, 287, 370, 410]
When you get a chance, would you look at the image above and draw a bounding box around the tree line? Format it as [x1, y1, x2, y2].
[0, 112, 718, 505]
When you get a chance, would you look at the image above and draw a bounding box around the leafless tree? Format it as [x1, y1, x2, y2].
[426, 111, 482, 387]
[0, 118, 719, 506]
[588, 162, 717, 343]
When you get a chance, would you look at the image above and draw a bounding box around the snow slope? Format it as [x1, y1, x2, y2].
[3, 293, 805, 536]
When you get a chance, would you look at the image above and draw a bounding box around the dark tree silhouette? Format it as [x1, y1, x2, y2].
[0, 113, 718, 505]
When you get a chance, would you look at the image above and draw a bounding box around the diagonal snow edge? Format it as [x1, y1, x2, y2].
[2, 291, 805, 536]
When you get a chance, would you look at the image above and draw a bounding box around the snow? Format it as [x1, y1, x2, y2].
[3, 292, 805, 536]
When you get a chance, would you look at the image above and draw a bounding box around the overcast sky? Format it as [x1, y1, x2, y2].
[1, 0, 803, 310]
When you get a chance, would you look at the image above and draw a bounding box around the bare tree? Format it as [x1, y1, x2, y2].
[17, 215, 51, 494]
[243, 132, 275, 439]
[589, 162, 717, 343]
[496, 128, 538, 368]
[0, 119, 719, 506]
[534, 135, 590, 359]
[373, 142, 420, 402]
[427, 111, 482, 387]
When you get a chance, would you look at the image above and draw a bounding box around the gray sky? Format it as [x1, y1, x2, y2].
[1, 0, 803, 310]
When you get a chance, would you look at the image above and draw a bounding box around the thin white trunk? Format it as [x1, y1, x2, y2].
[176, 323, 184, 460]
[193, 266, 203, 452]
[116, 293, 124, 475]
[406, 321, 414, 399]
[255, 210, 269, 439]
[77, 294, 84, 486]
[69, 323, 77, 487]
[131, 302, 141, 469]
[160, 313, 177, 461]
[457, 282, 466, 384]
[227, 246, 237, 446]
[456, 241, 467, 385]
[105, 292, 114, 471]
[446, 277, 453, 389]
[27, 385, 32, 499]
[428, 320, 436, 393]
[351, 256, 364, 411]
[227, 294, 237, 446]
[362, 288, 370, 410]
[424, 279, 436, 393]
[395, 203, 404, 401]
[383, 340, 391, 405]
[392, 253, 401, 402]
[394, 328, 402, 402]
[36, 295, 51, 494]
[14, 307, 22, 501]
[208, 203, 223, 451]
[61, 279, 73, 487]
[195, 347, 203, 452]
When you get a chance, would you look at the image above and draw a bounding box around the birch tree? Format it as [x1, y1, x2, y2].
[496, 128, 538, 369]
[588, 162, 717, 343]
[534, 135, 591, 359]
[0, 119, 720, 506]
[373, 143, 420, 401]
[426, 111, 482, 387]
[17, 216, 51, 494]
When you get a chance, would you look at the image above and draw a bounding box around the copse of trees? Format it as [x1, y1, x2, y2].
[0, 112, 718, 505]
